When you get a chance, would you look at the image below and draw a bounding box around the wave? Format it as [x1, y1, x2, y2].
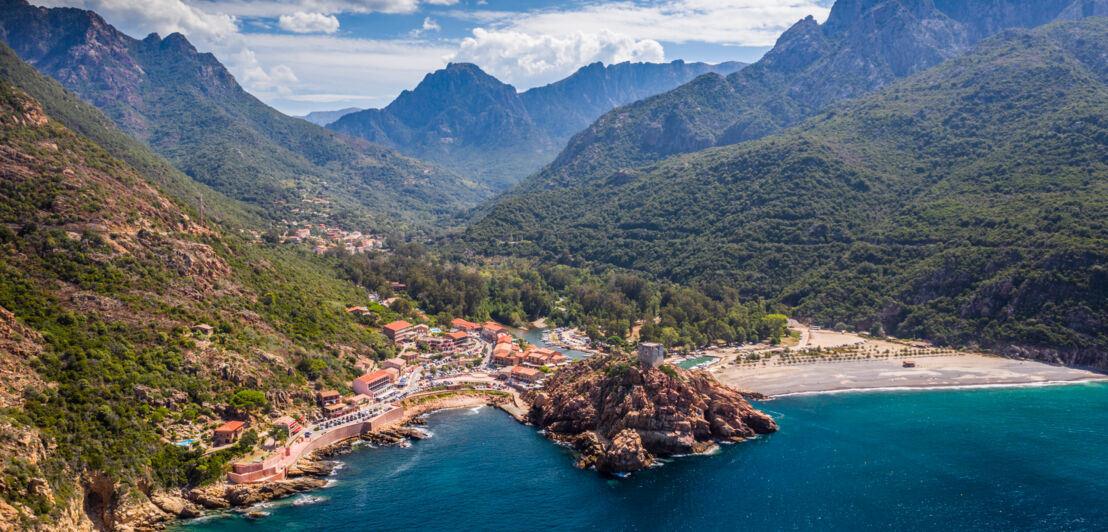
[467, 405, 485, 415]
[328, 462, 346, 476]
[768, 378, 1106, 399]
[292, 495, 327, 506]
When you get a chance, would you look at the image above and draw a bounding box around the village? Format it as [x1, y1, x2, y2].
[192, 315, 576, 485]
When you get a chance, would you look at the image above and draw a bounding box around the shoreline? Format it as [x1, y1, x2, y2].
[763, 376, 1108, 399]
[713, 353, 1107, 398]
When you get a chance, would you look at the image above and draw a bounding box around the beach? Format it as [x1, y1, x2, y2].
[714, 353, 1106, 397]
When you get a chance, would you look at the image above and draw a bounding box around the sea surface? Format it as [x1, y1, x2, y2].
[176, 382, 1108, 531]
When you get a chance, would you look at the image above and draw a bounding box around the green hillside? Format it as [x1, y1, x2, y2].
[516, 0, 1095, 194]
[464, 20, 1108, 365]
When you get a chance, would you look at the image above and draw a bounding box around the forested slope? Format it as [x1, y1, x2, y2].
[465, 20, 1108, 365]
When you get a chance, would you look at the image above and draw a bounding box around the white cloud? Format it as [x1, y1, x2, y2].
[278, 11, 340, 33]
[188, 0, 452, 17]
[242, 33, 455, 113]
[39, 0, 239, 43]
[452, 28, 664, 88]
[448, 1, 832, 47]
[422, 17, 440, 32]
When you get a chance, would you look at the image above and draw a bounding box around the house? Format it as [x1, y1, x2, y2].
[481, 322, 507, 342]
[382, 358, 406, 371]
[446, 331, 474, 351]
[273, 416, 300, 435]
[525, 347, 566, 367]
[346, 306, 370, 315]
[348, 394, 372, 405]
[492, 343, 524, 366]
[390, 282, 407, 291]
[317, 390, 340, 406]
[450, 318, 480, 331]
[401, 351, 420, 363]
[353, 370, 395, 397]
[294, 228, 311, 239]
[213, 421, 245, 446]
[509, 366, 543, 383]
[417, 335, 454, 354]
[323, 403, 347, 419]
[382, 320, 414, 342]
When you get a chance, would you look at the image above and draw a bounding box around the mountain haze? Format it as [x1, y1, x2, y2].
[329, 60, 745, 190]
[299, 107, 361, 126]
[465, 18, 1108, 366]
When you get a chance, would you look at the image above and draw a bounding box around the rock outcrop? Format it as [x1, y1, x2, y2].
[186, 478, 325, 509]
[528, 355, 777, 473]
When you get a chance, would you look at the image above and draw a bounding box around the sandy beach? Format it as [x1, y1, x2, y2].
[714, 353, 1106, 397]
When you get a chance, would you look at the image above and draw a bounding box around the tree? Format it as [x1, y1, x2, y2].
[230, 390, 266, 412]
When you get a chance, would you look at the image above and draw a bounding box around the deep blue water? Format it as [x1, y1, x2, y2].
[176, 382, 1108, 531]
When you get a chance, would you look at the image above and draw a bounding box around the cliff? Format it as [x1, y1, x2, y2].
[527, 356, 777, 473]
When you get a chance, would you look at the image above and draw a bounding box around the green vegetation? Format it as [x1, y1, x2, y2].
[465, 20, 1108, 361]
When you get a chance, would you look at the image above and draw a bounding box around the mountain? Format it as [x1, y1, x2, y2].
[0, 72, 409, 528]
[521, 0, 1108, 192]
[299, 107, 361, 126]
[329, 60, 745, 190]
[0, 0, 486, 228]
[464, 19, 1108, 367]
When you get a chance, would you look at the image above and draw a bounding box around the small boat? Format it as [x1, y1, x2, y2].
[902, 360, 916, 368]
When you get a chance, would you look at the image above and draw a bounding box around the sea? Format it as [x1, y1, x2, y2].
[175, 382, 1108, 531]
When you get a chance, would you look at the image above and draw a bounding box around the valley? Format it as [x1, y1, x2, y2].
[0, 0, 1106, 530]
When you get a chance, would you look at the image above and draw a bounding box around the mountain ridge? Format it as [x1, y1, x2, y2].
[329, 59, 746, 190]
[0, 0, 486, 228]
[463, 18, 1108, 366]
[517, 0, 1108, 193]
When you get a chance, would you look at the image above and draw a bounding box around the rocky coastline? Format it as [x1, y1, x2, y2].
[527, 355, 778, 473]
[133, 392, 516, 530]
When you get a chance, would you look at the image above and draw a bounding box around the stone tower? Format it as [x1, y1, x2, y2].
[638, 342, 665, 369]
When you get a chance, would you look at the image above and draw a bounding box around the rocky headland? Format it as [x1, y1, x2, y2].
[527, 355, 778, 473]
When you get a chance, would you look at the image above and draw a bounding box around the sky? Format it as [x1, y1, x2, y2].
[37, 1, 835, 116]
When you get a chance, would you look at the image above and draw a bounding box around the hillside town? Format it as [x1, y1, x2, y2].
[194, 314, 580, 486]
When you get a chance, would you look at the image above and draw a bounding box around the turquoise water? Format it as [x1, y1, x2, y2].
[677, 356, 717, 369]
[176, 383, 1108, 531]
[516, 327, 592, 360]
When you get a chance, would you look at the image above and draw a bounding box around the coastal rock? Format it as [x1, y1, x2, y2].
[150, 493, 202, 518]
[602, 429, 653, 472]
[286, 460, 333, 478]
[186, 486, 230, 509]
[224, 478, 325, 506]
[528, 355, 777, 473]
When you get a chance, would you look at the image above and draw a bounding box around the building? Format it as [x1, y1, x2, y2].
[401, 351, 420, 363]
[213, 421, 245, 446]
[192, 324, 214, 336]
[382, 320, 415, 342]
[382, 357, 406, 371]
[446, 331, 474, 351]
[417, 335, 454, 354]
[317, 390, 340, 406]
[273, 416, 301, 436]
[638, 342, 665, 369]
[525, 347, 567, 367]
[481, 322, 507, 342]
[353, 369, 395, 397]
[492, 343, 525, 366]
[323, 403, 347, 419]
[451, 318, 480, 332]
[510, 366, 543, 383]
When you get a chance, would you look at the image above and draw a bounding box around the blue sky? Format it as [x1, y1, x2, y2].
[40, 1, 835, 115]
